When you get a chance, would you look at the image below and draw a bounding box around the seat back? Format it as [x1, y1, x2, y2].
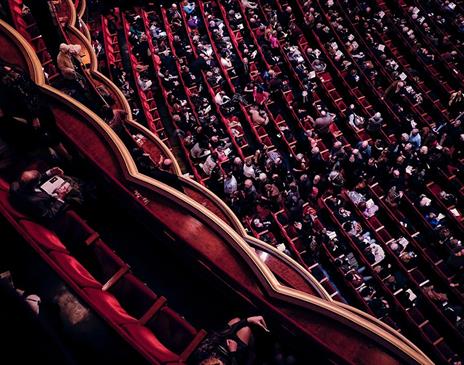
[146, 306, 197, 354]
[108, 273, 158, 319]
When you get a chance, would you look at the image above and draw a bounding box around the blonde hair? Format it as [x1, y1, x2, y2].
[199, 357, 224, 365]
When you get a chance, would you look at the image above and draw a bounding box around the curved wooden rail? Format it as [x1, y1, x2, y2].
[0, 13, 434, 365]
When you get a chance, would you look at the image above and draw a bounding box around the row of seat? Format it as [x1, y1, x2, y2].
[139, 8, 213, 183]
[120, 13, 171, 147]
[199, 0, 352, 300]
[323, 192, 460, 362]
[387, 0, 464, 79]
[0, 177, 206, 364]
[175, 0, 464, 358]
[7, 0, 59, 82]
[70, 1, 463, 361]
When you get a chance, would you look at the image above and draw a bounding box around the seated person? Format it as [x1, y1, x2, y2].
[9, 167, 85, 222]
[191, 315, 269, 365]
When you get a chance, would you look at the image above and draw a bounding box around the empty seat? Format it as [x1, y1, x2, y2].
[83, 287, 138, 325]
[145, 306, 198, 355]
[56, 210, 96, 246]
[0, 180, 28, 220]
[73, 240, 126, 285]
[122, 323, 179, 363]
[19, 220, 68, 253]
[49, 251, 102, 289]
[108, 273, 158, 320]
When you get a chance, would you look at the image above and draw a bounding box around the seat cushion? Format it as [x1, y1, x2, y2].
[122, 323, 179, 363]
[0, 178, 9, 191]
[83, 287, 137, 325]
[147, 307, 196, 354]
[0, 190, 27, 220]
[20, 220, 68, 252]
[108, 273, 158, 319]
[49, 251, 102, 289]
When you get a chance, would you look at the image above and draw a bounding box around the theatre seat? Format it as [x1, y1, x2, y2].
[56, 210, 96, 246]
[83, 287, 138, 325]
[122, 323, 179, 364]
[146, 306, 198, 355]
[108, 273, 158, 320]
[19, 220, 68, 252]
[0, 181, 28, 220]
[75, 240, 127, 284]
[0, 178, 9, 191]
[49, 251, 102, 289]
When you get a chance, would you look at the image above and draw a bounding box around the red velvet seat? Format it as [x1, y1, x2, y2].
[0, 190, 28, 220]
[56, 210, 96, 246]
[108, 273, 158, 320]
[49, 251, 102, 288]
[20, 220, 68, 252]
[83, 287, 137, 325]
[86, 241, 127, 284]
[0, 178, 9, 191]
[122, 323, 179, 363]
[146, 306, 197, 355]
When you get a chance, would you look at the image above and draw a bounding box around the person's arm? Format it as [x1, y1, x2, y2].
[45, 167, 64, 177]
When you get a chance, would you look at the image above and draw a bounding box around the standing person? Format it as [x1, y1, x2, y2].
[57, 43, 82, 81]
[191, 315, 270, 365]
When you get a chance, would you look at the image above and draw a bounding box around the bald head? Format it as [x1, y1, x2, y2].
[19, 170, 41, 189]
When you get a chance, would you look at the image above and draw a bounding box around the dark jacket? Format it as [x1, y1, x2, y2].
[9, 182, 67, 222]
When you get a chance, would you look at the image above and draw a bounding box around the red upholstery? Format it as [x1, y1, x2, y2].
[89, 242, 126, 283]
[0, 190, 28, 220]
[122, 323, 179, 363]
[146, 306, 197, 354]
[19, 220, 68, 252]
[0, 178, 9, 191]
[83, 287, 137, 325]
[57, 210, 95, 243]
[49, 251, 102, 288]
[108, 273, 158, 319]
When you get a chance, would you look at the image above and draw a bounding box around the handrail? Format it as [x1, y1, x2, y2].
[0, 13, 434, 365]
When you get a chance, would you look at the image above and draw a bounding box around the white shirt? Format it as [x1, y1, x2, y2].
[243, 164, 256, 178]
[221, 57, 232, 68]
[202, 155, 217, 175]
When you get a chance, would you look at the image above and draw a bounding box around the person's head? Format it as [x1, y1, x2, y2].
[420, 146, 428, 155]
[199, 356, 225, 365]
[59, 43, 70, 54]
[19, 170, 41, 190]
[2, 64, 12, 72]
[114, 109, 128, 121]
[244, 179, 253, 189]
[162, 159, 172, 170]
[455, 248, 464, 257]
